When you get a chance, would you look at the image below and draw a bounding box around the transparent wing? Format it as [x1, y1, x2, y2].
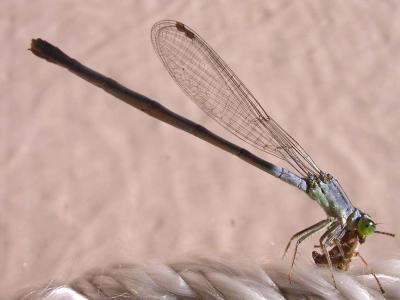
[151, 20, 320, 177]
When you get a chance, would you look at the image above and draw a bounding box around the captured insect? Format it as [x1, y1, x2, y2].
[312, 228, 386, 292]
[151, 20, 395, 292]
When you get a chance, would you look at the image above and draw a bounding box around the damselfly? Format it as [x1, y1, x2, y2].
[29, 20, 395, 294]
[151, 20, 394, 292]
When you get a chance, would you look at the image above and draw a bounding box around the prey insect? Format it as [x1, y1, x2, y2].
[312, 227, 392, 293]
[151, 20, 395, 292]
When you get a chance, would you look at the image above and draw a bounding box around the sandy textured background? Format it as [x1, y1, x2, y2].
[2, 0, 400, 297]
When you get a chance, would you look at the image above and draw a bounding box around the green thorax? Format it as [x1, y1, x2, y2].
[306, 174, 356, 223]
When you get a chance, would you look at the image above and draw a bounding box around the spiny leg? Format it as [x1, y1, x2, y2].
[282, 219, 332, 283]
[289, 228, 323, 282]
[319, 224, 343, 288]
[283, 219, 332, 259]
[332, 238, 345, 259]
[358, 252, 385, 294]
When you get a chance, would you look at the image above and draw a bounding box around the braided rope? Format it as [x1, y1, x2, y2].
[17, 256, 400, 299]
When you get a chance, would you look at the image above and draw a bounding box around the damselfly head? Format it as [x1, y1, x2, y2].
[356, 216, 395, 238]
[357, 216, 376, 238]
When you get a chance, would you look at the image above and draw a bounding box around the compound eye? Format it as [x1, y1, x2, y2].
[357, 217, 376, 237]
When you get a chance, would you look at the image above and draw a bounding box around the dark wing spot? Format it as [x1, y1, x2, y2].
[176, 21, 195, 39]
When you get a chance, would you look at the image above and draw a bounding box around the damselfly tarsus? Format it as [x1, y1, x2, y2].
[151, 20, 394, 292]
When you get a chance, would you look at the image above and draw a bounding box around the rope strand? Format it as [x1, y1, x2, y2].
[17, 256, 400, 299]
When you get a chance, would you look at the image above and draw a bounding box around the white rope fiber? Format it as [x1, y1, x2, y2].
[16, 256, 400, 300]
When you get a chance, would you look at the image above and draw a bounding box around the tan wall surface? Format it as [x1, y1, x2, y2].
[2, 0, 400, 297]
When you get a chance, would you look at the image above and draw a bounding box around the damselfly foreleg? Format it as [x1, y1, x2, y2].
[283, 218, 332, 282]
